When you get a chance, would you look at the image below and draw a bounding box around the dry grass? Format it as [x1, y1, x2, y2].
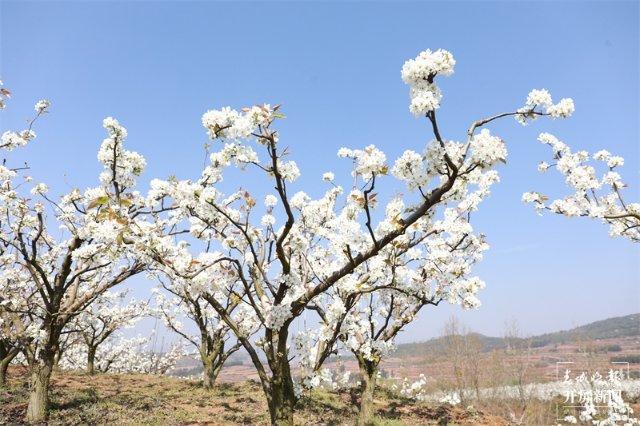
[1, 367, 507, 425]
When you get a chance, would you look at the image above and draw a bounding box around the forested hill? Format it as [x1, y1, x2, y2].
[395, 313, 640, 357]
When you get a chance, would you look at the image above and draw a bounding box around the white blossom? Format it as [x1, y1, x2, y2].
[265, 194, 278, 208]
[322, 172, 335, 182]
[34, 99, 51, 114]
[547, 98, 575, 118]
[30, 183, 49, 195]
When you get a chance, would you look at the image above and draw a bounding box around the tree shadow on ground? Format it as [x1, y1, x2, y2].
[50, 387, 99, 411]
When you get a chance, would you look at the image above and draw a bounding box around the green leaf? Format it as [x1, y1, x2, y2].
[87, 196, 109, 209]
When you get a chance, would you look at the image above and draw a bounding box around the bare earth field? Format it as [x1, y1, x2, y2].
[373, 336, 640, 388]
[0, 368, 506, 425]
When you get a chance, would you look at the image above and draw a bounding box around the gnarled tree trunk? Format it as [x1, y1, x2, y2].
[202, 356, 222, 389]
[356, 355, 380, 426]
[265, 328, 296, 426]
[26, 354, 55, 423]
[200, 338, 223, 389]
[266, 363, 296, 426]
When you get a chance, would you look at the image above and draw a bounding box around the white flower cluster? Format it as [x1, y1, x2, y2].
[209, 143, 260, 176]
[392, 150, 428, 190]
[265, 194, 278, 208]
[439, 391, 462, 406]
[338, 145, 387, 180]
[30, 183, 49, 196]
[401, 49, 455, 82]
[523, 133, 639, 242]
[34, 99, 51, 114]
[1, 129, 36, 151]
[97, 117, 146, 189]
[547, 98, 575, 119]
[526, 89, 553, 107]
[395, 374, 430, 401]
[401, 49, 455, 116]
[0, 80, 9, 110]
[262, 301, 293, 331]
[516, 89, 575, 125]
[469, 129, 507, 167]
[277, 160, 301, 182]
[322, 172, 335, 182]
[202, 104, 277, 141]
[408, 82, 443, 116]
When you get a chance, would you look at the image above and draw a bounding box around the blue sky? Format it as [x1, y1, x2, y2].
[1, 1, 638, 342]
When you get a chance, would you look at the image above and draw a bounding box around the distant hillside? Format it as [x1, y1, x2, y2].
[395, 314, 640, 357]
[530, 313, 640, 347]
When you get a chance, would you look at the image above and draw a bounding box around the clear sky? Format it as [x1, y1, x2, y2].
[1, 1, 638, 343]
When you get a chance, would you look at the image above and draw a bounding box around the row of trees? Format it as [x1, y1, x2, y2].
[1, 48, 637, 425]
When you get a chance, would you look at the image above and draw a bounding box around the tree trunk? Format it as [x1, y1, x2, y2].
[0, 348, 19, 387]
[26, 356, 54, 423]
[267, 366, 296, 426]
[356, 356, 379, 426]
[0, 357, 11, 387]
[202, 358, 221, 389]
[266, 328, 296, 426]
[87, 347, 96, 375]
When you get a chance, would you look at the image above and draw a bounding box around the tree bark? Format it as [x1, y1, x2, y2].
[202, 357, 221, 389]
[86, 346, 96, 375]
[0, 348, 19, 387]
[0, 360, 9, 387]
[267, 365, 296, 426]
[356, 356, 379, 426]
[265, 328, 296, 426]
[26, 355, 54, 423]
[0, 357, 12, 387]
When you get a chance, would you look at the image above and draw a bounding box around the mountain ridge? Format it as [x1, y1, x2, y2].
[395, 313, 640, 356]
